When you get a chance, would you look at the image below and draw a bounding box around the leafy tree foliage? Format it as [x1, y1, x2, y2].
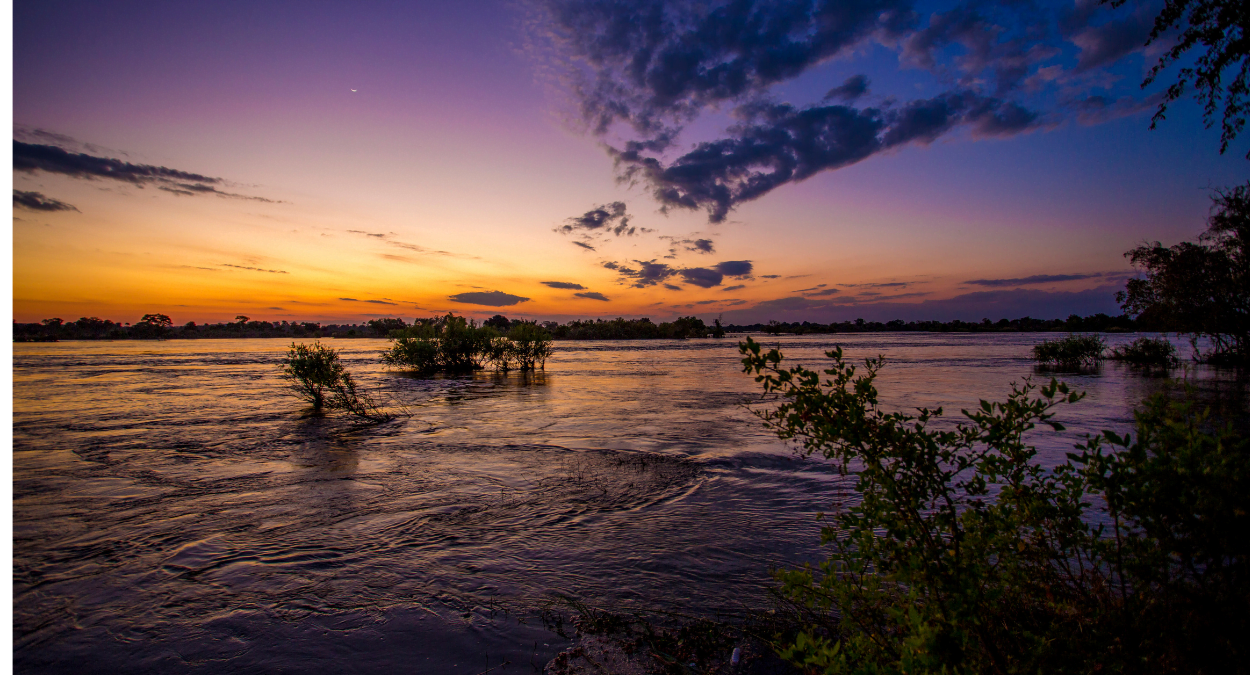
[1114, 0, 1250, 156]
[1118, 182, 1250, 363]
[280, 341, 390, 420]
[741, 338, 1249, 674]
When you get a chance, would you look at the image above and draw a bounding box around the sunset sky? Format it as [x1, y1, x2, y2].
[12, 0, 1247, 325]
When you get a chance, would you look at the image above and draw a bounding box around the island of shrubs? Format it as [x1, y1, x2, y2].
[1032, 334, 1182, 369]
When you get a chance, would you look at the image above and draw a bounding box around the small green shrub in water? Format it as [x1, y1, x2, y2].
[1108, 336, 1181, 367]
[1031, 333, 1106, 367]
[281, 341, 391, 421]
[740, 337, 1249, 673]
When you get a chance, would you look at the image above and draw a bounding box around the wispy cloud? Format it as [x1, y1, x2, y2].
[14, 139, 277, 202]
[221, 264, 288, 274]
[13, 190, 78, 212]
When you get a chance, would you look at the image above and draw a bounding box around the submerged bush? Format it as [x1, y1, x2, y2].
[1108, 336, 1181, 367]
[1031, 333, 1106, 367]
[281, 341, 392, 421]
[503, 322, 553, 370]
[740, 338, 1248, 673]
[381, 313, 552, 373]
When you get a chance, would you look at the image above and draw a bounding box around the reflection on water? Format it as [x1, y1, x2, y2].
[12, 334, 1239, 673]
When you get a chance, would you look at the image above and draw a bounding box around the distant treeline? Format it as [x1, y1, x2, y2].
[733, 313, 1140, 335]
[13, 312, 1143, 342]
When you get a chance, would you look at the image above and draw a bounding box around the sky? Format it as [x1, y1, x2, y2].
[11, 0, 1247, 325]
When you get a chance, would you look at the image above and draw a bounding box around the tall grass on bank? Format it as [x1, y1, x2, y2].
[1108, 336, 1182, 367]
[381, 313, 552, 373]
[1032, 333, 1106, 368]
[740, 337, 1248, 673]
[281, 341, 393, 421]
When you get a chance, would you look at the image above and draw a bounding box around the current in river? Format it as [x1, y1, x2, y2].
[12, 333, 1235, 673]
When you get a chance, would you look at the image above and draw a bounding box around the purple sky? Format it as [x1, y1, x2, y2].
[13, 0, 1246, 324]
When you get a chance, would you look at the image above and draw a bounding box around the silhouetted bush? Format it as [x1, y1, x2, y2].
[1032, 334, 1106, 368]
[1109, 336, 1181, 367]
[741, 338, 1249, 673]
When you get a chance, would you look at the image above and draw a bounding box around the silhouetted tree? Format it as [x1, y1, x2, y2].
[1112, 0, 1250, 157]
[484, 314, 511, 331]
[1119, 182, 1249, 362]
[367, 317, 407, 336]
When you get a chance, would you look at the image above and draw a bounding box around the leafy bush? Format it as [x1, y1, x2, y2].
[1031, 333, 1106, 368]
[380, 313, 551, 372]
[1108, 336, 1181, 367]
[503, 322, 553, 370]
[740, 337, 1249, 674]
[281, 341, 391, 421]
[381, 314, 500, 372]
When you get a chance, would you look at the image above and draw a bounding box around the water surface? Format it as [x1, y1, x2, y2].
[13, 333, 1231, 673]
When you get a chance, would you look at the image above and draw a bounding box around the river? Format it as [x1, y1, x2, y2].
[12, 333, 1233, 673]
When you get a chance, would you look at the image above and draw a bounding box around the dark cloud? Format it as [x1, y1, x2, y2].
[540, 0, 915, 136]
[339, 297, 398, 305]
[824, 75, 869, 102]
[13, 190, 78, 212]
[902, 2, 1059, 95]
[1072, 93, 1163, 126]
[13, 140, 276, 202]
[448, 290, 532, 307]
[559, 201, 637, 236]
[542, 281, 587, 289]
[221, 264, 288, 274]
[722, 284, 746, 292]
[761, 274, 781, 279]
[538, 0, 1147, 224]
[805, 288, 841, 296]
[347, 230, 389, 238]
[841, 281, 909, 288]
[159, 182, 277, 202]
[575, 291, 611, 301]
[679, 267, 724, 288]
[572, 240, 597, 250]
[964, 273, 1106, 287]
[613, 94, 1038, 222]
[663, 284, 683, 291]
[688, 238, 715, 254]
[604, 260, 678, 287]
[1070, 8, 1155, 72]
[715, 260, 754, 277]
[607, 258, 753, 288]
[13, 126, 123, 156]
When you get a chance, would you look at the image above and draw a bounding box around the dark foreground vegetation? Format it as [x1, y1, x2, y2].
[741, 337, 1248, 673]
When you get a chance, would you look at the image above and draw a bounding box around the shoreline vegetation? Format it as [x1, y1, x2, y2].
[14, 311, 1143, 342]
